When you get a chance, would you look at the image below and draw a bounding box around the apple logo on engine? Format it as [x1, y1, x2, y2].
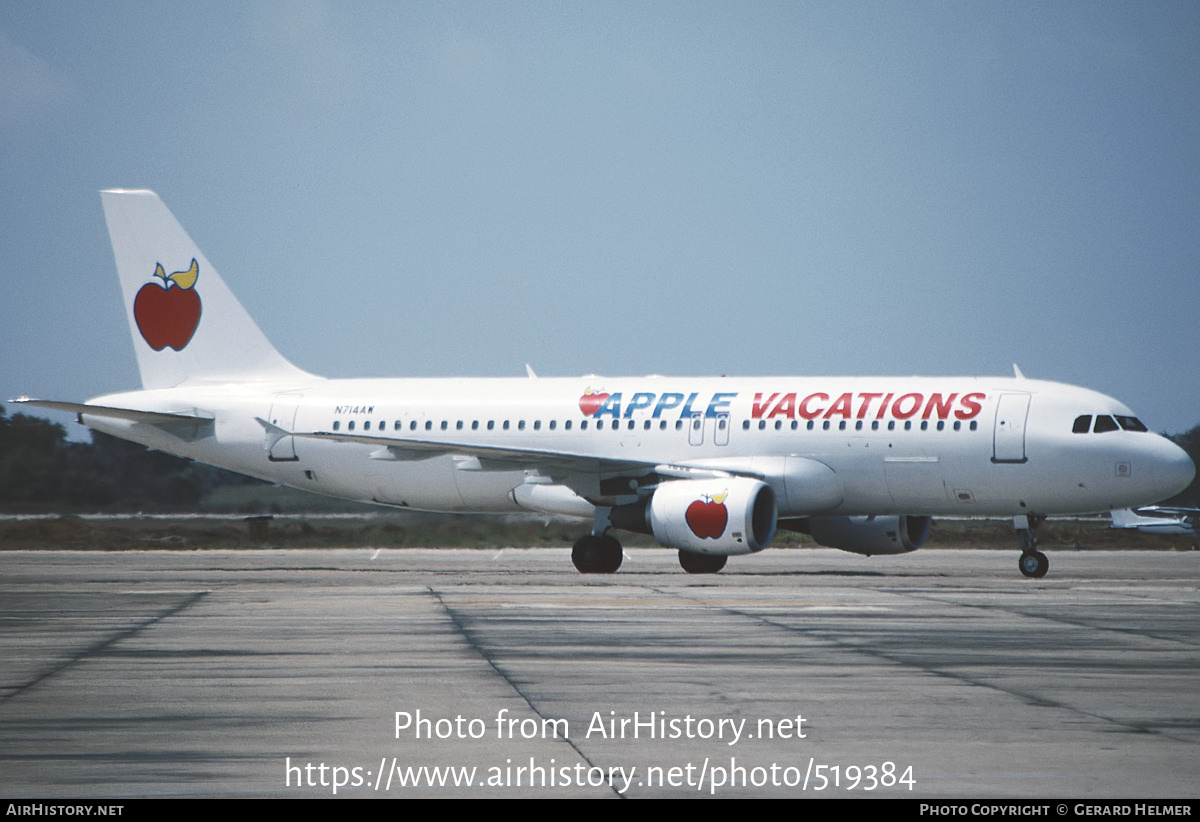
[133, 259, 202, 351]
[685, 490, 729, 539]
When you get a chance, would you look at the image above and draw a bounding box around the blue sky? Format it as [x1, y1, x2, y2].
[3, 1, 1198, 435]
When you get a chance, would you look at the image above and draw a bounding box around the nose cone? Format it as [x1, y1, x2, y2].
[1150, 436, 1196, 501]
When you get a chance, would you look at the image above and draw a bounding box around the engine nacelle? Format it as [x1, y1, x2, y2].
[649, 477, 777, 556]
[804, 515, 932, 556]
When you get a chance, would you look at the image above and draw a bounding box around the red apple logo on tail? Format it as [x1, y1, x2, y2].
[134, 259, 202, 351]
[578, 388, 610, 416]
[686, 490, 729, 539]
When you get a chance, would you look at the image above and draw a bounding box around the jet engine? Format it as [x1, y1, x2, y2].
[647, 477, 777, 555]
[801, 515, 932, 556]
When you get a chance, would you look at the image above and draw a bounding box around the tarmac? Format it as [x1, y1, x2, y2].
[1, 546, 1197, 798]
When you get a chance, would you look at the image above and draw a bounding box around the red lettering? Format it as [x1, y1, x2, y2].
[798, 393, 828, 420]
[955, 392, 985, 420]
[824, 392, 854, 420]
[922, 392, 957, 420]
[876, 392, 894, 419]
[892, 393, 923, 419]
[856, 393, 882, 419]
[751, 392, 778, 419]
[768, 393, 797, 419]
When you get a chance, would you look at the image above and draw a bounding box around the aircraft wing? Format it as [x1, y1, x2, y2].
[1110, 507, 1199, 536]
[1135, 505, 1199, 519]
[294, 429, 742, 493]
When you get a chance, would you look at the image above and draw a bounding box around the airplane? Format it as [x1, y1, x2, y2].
[1111, 506, 1199, 546]
[13, 190, 1195, 578]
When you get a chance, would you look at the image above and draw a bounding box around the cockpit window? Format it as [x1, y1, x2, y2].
[1072, 415, 1091, 434]
[1093, 415, 1119, 433]
[1116, 416, 1147, 432]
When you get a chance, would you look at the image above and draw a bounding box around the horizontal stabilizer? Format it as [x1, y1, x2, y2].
[11, 398, 215, 441]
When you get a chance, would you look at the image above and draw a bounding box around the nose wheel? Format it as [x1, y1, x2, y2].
[1014, 514, 1049, 578]
[1019, 549, 1049, 578]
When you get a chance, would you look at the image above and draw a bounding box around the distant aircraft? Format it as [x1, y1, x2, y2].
[13, 190, 1195, 577]
[1111, 506, 1199, 545]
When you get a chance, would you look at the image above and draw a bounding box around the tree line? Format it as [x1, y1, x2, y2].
[0, 407, 256, 512]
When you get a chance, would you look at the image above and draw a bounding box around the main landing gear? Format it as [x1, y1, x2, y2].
[570, 508, 731, 575]
[572, 509, 623, 573]
[1015, 514, 1048, 578]
[678, 551, 727, 574]
[571, 533, 623, 574]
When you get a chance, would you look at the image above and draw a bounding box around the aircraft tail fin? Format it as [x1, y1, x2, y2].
[100, 189, 316, 389]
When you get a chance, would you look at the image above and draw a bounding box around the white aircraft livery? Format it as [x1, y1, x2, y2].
[15, 190, 1195, 578]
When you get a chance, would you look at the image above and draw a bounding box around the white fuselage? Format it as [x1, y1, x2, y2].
[84, 374, 1193, 521]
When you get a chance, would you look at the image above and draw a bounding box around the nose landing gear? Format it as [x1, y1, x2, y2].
[1015, 515, 1049, 578]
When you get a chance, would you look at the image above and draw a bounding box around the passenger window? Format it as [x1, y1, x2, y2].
[1093, 415, 1119, 433]
[518, 421, 525, 431]
[441, 421, 448, 430]
[348, 421, 355, 431]
[1072, 415, 1092, 434]
[471, 420, 479, 430]
[332, 420, 340, 431]
[456, 420, 463, 430]
[758, 420, 766, 430]
[549, 420, 556, 430]
[533, 421, 540, 430]
[487, 420, 495, 430]
[774, 420, 782, 430]
[807, 421, 814, 431]
[425, 421, 433, 431]
[364, 421, 371, 431]
[743, 420, 751, 430]
[581, 420, 588, 430]
[564, 421, 571, 430]
[410, 421, 417, 431]
[394, 421, 402, 431]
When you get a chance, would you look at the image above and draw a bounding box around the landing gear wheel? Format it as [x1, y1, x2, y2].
[1019, 550, 1049, 579]
[678, 551, 727, 574]
[572, 534, 623, 574]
